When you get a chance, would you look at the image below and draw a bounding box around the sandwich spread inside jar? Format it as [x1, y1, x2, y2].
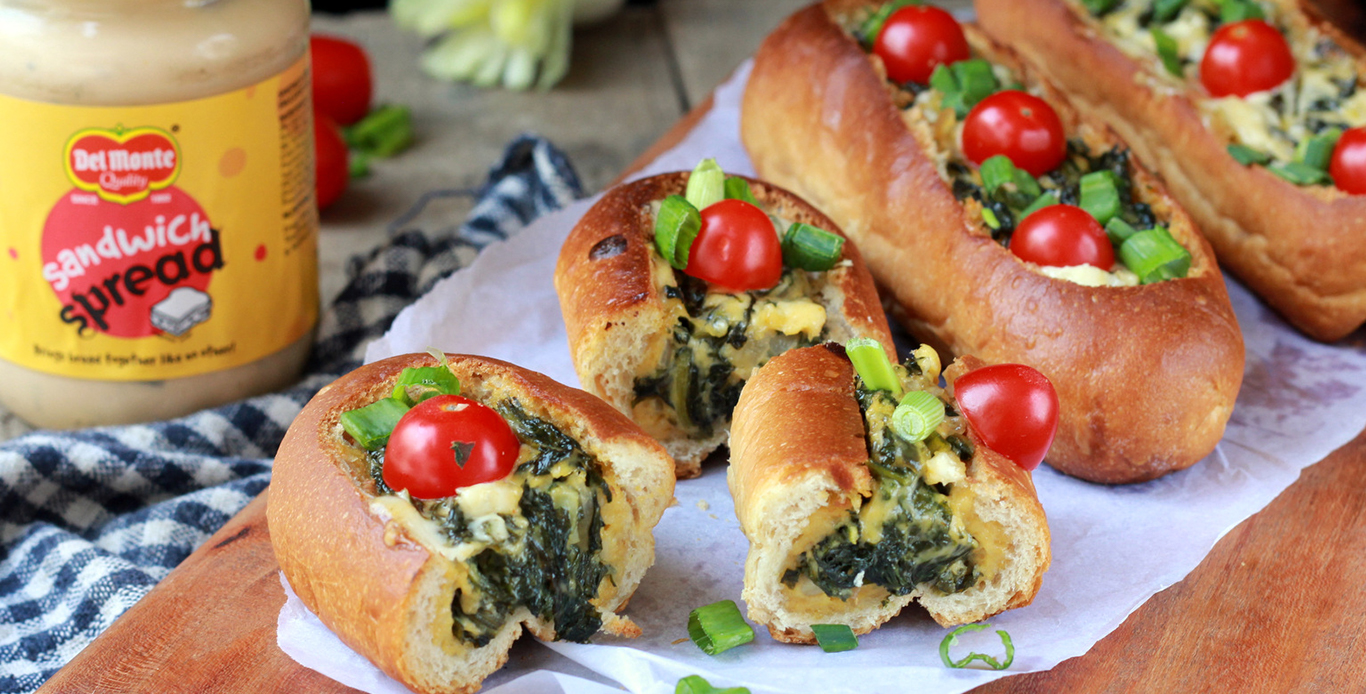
[0, 0, 319, 428]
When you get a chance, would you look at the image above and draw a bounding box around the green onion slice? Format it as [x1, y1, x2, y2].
[1220, 0, 1264, 22]
[1227, 143, 1272, 166]
[1013, 167, 1043, 199]
[810, 624, 859, 653]
[686, 158, 726, 211]
[892, 391, 946, 443]
[1268, 161, 1333, 186]
[1152, 27, 1184, 77]
[654, 195, 702, 269]
[939, 624, 1015, 670]
[980, 155, 1016, 193]
[981, 206, 1002, 230]
[955, 59, 1000, 110]
[929, 63, 959, 95]
[858, 0, 921, 45]
[724, 176, 759, 206]
[846, 337, 904, 397]
[1079, 170, 1121, 225]
[782, 223, 845, 271]
[1294, 129, 1343, 172]
[391, 366, 461, 406]
[675, 675, 751, 694]
[1153, 0, 1188, 23]
[1082, 0, 1121, 15]
[1104, 217, 1141, 246]
[345, 104, 415, 158]
[1020, 192, 1060, 220]
[687, 600, 755, 656]
[1119, 226, 1192, 283]
[339, 397, 410, 451]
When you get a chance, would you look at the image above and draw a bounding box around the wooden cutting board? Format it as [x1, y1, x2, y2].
[35, 98, 1366, 694]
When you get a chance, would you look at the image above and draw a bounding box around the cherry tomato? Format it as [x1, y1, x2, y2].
[1199, 20, 1295, 98]
[1329, 127, 1366, 195]
[962, 91, 1068, 176]
[313, 110, 349, 211]
[873, 5, 970, 85]
[1010, 205, 1115, 269]
[685, 199, 783, 292]
[311, 34, 374, 126]
[953, 364, 1059, 472]
[382, 395, 520, 499]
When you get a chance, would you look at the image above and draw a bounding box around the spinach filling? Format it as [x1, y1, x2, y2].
[782, 382, 979, 599]
[633, 269, 825, 439]
[368, 399, 613, 647]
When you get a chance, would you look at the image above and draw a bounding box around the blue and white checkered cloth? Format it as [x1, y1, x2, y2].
[0, 135, 583, 693]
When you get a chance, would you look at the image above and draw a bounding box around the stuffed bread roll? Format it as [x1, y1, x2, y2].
[978, 0, 1366, 341]
[556, 162, 893, 478]
[742, 1, 1245, 483]
[269, 353, 675, 694]
[728, 341, 1053, 641]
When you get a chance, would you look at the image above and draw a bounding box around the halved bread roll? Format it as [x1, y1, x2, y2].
[269, 353, 675, 694]
[556, 171, 893, 478]
[729, 344, 1049, 642]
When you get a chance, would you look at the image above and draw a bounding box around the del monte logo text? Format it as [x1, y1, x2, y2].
[64, 126, 180, 204]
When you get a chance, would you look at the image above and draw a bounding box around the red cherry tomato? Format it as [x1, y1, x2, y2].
[313, 110, 349, 211]
[383, 395, 520, 499]
[1011, 205, 1115, 269]
[873, 5, 970, 85]
[311, 34, 374, 126]
[685, 199, 783, 292]
[1330, 127, 1366, 195]
[953, 364, 1059, 472]
[962, 91, 1068, 176]
[1199, 20, 1295, 98]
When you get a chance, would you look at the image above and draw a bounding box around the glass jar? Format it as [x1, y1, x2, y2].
[0, 0, 319, 428]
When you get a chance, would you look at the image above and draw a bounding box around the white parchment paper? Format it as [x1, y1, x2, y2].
[278, 62, 1366, 694]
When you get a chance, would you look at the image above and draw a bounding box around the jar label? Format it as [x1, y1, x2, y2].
[0, 57, 318, 381]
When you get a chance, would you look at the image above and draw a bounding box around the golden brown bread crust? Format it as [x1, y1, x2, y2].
[741, 2, 1245, 483]
[555, 171, 894, 478]
[728, 346, 1049, 642]
[268, 353, 675, 694]
[976, 0, 1366, 342]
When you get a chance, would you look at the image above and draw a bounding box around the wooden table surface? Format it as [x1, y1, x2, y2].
[22, 2, 1366, 693]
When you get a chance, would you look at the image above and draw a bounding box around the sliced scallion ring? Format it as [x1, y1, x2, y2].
[654, 195, 702, 269]
[1268, 161, 1333, 186]
[687, 600, 754, 656]
[980, 155, 1016, 193]
[1152, 0, 1188, 23]
[892, 391, 946, 443]
[1104, 217, 1141, 246]
[1294, 129, 1343, 172]
[391, 366, 461, 406]
[1152, 26, 1183, 77]
[724, 176, 759, 206]
[675, 675, 751, 694]
[686, 158, 725, 211]
[1079, 170, 1121, 225]
[955, 58, 999, 111]
[1227, 143, 1272, 166]
[939, 624, 1015, 670]
[782, 223, 845, 271]
[810, 624, 859, 653]
[1020, 192, 1060, 220]
[1119, 226, 1192, 283]
[345, 104, 415, 158]
[846, 337, 904, 397]
[339, 397, 410, 451]
[1221, 0, 1264, 22]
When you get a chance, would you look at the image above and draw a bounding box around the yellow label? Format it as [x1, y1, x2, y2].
[0, 57, 319, 381]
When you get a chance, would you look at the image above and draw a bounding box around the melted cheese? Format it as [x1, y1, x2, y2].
[1040, 263, 1141, 287]
[751, 300, 827, 340]
[948, 486, 1009, 581]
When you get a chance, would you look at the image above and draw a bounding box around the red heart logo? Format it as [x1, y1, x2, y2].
[65, 127, 180, 205]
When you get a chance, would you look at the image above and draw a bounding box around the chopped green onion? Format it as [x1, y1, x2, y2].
[1220, 0, 1264, 23]
[980, 155, 1016, 193]
[1105, 217, 1141, 245]
[724, 176, 759, 206]
[1294, 129, 1343, 171]
[1013, 167, 1043, 199]
[892, 391, 945, 443]
[1227, 143, 1272, 166]
[954, 59, 999, 110]
[349, 151, 371, 179]
[339, 397, 410, 450]
[939, 624, 1015, 670]
[846, 337, 904, 397]
[929, 63, 959, 94]
[1079, 170, 1121, 225]
[686, 158, 725, 211]
[676, 675, 751, 694]
[1152, 27, 1184, 77]
[782, 223, 845, 271]
[981, 206, 1002, 230]
[858, 0, 921, 46]
[810, 624, 859, 653]
[1152, 0, 1188, 22]
[1119, 226, 1192, 283]
[1082, 0, 1121, 14]
[687, 600, 754, 656]
[1020, 192, 1060, 220]
[1268, 161, 1333, 186]
[345, 105, 415, 158]
[391, 366, 461, 406]
[654, 195, 702, 269]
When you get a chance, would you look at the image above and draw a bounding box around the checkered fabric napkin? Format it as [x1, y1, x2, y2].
[0, 135, 583, 693]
